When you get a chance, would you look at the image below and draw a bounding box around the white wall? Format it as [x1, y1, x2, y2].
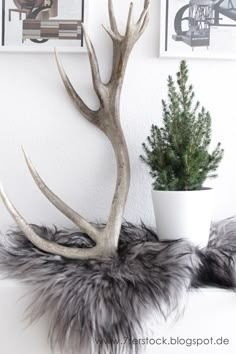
[0, 0, 235, 233]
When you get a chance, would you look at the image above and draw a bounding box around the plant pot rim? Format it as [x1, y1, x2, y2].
[152, 187, 213, 193]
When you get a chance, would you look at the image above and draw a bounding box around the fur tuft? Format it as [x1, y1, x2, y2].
[0, 223, 200, 354]
[1, 218, 236, 353]
[193, 217, 236, 289]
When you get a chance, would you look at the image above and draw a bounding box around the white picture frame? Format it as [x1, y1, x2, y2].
[0, 0, 89, 52]
[159, 0, 236, 59]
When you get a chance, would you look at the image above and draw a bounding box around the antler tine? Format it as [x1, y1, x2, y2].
[82, 24, 103, 99]
[144, 0, 150, 10]
[102, 24, 119, 42]
[137, 10, 149, 38]
[55, 49, 100, 128]
[21, 148, 101, 242]
[108, 0, 119, 34]
[125, 2, 134, 36]
[108, 0, 150, 84]
[0, 183, 104, 260]
[136, 0, 150, 30]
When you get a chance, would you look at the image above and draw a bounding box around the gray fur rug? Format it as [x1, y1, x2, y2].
[0, 218, 236, 354]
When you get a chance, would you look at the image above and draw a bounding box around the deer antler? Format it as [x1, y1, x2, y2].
[0, 0, 150, 260]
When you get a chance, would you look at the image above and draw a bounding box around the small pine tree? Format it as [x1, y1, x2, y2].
[140, 61, 224, 191]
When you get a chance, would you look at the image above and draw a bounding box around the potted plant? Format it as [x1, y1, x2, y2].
[140, 61, 224, 245]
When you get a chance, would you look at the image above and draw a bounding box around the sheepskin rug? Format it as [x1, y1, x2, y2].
[194, 216, 236, 289]
[0, 218, 236, 354]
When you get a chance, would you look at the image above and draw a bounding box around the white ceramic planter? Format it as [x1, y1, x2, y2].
[152, 189, 213, 246]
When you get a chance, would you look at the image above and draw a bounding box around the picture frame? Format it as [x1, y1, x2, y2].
[0, 0, 89, 52]
[159, 0, 236, 59]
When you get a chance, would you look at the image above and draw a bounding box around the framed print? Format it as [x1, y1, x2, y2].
[160, 0, 236, 59]
[0, 0, 88, 52]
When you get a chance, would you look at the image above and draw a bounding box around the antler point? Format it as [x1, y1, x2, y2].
[21, 146, 29, 161]
[0, 181, 4, 195]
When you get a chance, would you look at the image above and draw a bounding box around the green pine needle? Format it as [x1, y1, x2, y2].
[140, 61, 224, 191]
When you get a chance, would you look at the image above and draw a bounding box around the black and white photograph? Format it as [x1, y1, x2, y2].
[0, 0, 87, 51]
[160, 0, 236, 58]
